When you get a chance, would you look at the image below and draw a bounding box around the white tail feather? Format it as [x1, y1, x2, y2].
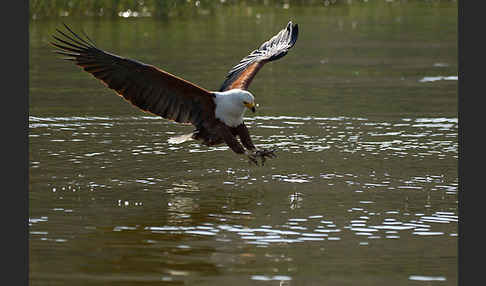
[168, 133, 194, 144]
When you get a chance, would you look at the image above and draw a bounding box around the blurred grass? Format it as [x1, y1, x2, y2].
[30, 0, 457, 20]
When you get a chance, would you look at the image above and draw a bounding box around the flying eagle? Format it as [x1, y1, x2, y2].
[51, 22, 299, 165]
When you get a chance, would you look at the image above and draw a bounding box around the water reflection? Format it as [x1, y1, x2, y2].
[97, 171, 457, 248]
[122, 207, 457, 246]
[30, 102, 457, 284]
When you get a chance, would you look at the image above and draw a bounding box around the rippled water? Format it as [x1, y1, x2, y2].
[29, 114, 458, 284]
[30, 3, 457, 285]
[29, 115, 458, 164]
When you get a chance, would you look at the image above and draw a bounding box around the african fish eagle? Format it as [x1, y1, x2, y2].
[51, 21, 299, 165]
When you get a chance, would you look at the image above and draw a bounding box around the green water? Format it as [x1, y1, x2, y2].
[30, 2, 457, 285]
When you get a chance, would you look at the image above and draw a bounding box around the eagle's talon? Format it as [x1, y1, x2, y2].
[247, 154, 259, 166]
[248, 148, 276, 166]
[256, 149, 277, 158]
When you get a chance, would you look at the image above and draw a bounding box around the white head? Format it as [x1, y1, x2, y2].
[213, 89, 256, 127]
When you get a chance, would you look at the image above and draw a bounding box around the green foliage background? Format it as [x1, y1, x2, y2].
[30, 0, 457, 20]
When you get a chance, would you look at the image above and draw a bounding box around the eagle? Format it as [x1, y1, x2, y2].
[51, 21, 299, 165]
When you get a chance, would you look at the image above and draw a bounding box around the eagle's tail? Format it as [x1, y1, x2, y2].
[168, 132, 194, 144]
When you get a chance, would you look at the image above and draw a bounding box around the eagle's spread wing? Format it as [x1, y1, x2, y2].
[219, 21, 299, 92]
[51, 24, 215, 127]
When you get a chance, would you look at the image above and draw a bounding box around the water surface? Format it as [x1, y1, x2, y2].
[30, 2, 457, 285]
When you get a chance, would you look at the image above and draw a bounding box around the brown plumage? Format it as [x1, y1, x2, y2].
[51, 22, 298, 165]
[51, 24, 215, 128]
[219, 21, 299, 91]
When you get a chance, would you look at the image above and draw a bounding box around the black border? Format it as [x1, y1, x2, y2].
[8, 1, 29, 285]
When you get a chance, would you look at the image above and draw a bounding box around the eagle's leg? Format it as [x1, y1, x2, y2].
[233, 123, 277, 166]
[216, 122, 248, 156]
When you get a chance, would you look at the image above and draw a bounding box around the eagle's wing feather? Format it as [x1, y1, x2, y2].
[51, 24, 215, 127]
[219, 21, 298, 92]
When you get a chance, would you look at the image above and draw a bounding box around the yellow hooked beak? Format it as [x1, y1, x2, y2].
[244, 101, 256, 113]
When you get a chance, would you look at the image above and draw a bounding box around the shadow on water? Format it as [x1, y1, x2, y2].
[30, 1, 457, 285]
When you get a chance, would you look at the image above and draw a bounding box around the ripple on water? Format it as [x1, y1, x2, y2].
[419, 75, 458, 83]
[30, 115, 457, 246]
[29, 115, 457, 162]
[134, 205, 456, 247]
[409, 275, 447, 281]
[251, 275, 292, 281]
[272, 174, 312, 183]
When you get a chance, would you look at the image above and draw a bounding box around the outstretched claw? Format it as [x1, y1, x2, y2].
[247, 148, 277, 166]
[247, 152, 259, 166]
[255, 149, 277, 166]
